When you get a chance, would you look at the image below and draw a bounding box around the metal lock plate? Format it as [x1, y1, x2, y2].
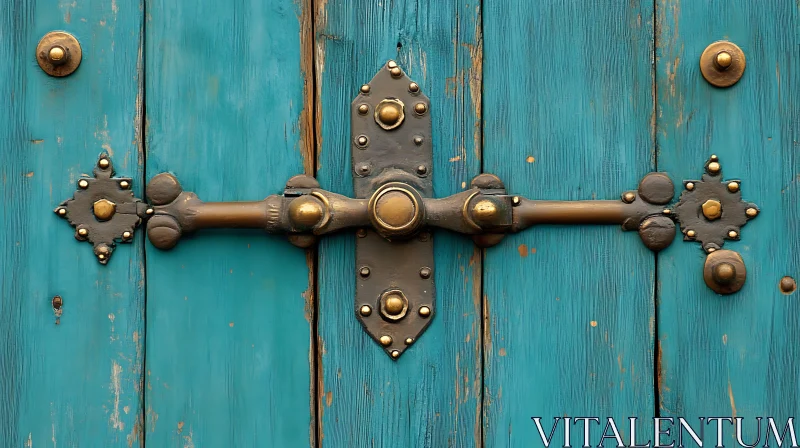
[352, 62, 434, 359]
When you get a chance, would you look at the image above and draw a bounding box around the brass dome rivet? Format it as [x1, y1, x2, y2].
[708, 162, 721, 174]
[702, 199, 722, 220]
[358, 104, 369, 115]
[409, 82, 419, 93]
[119, 180, 130, 189]
[359, 267, 370, 278]
[356, 228, 368, 238]
[404, 338, 413, 345]
[727, 182, 739, 192]
[360, 84, 370, 94]
[387, 60, 398, 69]
[390, 67, 402, 77]
[710, 154, 719, 161]
[414, 103, 427, 115]
[122, 231, 132, 239]
[379, 335, 392, 346]
[78, 228, 88, 237]
[93, 199, 117, 221]
[375, 99, 404, 129]
[98, 158, 110, 169]
[78, 179, 89, 189]
[360, 305, 372, 316]
[413, 136, 423, 145]
[780, 276, 796, 294]
[416, 165, 427, 176]
[512, 196, 521, 206]
[56, 208, 67, 217]
[288, 196, 324, 229]
[687, 230, 696, 238]
[713, 262, 736, 284]
[391, 350, 400, 358]
[728, 230, 738, 238]
[662, 209, 672, 215]
[383, 294, 405, 315]
[48, 46, 66, 63]
[622, 192, 635, 203]
[707, 247, 717, 253]
[357, 164, 371, 175]
[146, 208, 154, 215]
[98, 254, 106, 260]
[685, 182, 695, 191]
[746, 207, 758, 218]
[419, 306, 431, 317]
[419, 267, 432, 279]
[356, 135, 369, 147]
[715, 51, 733, 69]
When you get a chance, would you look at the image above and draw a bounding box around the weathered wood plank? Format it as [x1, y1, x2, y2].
[657, 1, 800, 442]
[314, 1, 483, 446]
[0, 0, 145, 446]
[144, 0, 315, 445]
[482, 1, 656, 445]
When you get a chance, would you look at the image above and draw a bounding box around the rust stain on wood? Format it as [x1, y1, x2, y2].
[517, 244, 528, 257]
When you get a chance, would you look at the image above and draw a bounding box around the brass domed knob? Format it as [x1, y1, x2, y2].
[374, 98, 405, 130]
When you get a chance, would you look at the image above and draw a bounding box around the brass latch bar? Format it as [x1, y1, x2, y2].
[55, 62, 759, 358]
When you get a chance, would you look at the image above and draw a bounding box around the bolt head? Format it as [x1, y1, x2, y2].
[49, 46, 66, 61]
[686, 230, 696, 238]
[418, 306, 431, 317]
[746, 207, 758, 218]
[685, 182, 695, 191]
[119, 180, 130, 189]
[98, 158, 110, 169]
[413, 136, 423, 145]
[359, 267, 370, 278]
[77, 228, 88, 236]
[408, 82, 419, 93]
[358, 104, 369, 115]
[414, 103, 427, 115]
[123, 231, 132, 239]
[702, 199, 722, 220]
[727, 182, 739, 192]
[379, 335, 392, 346]
[78, 179, 89, 189]
[707, 162, 721, 174]
[360, 305, 372, 316]
[360, 84, 370, 94]
[716, 51, 733, 69]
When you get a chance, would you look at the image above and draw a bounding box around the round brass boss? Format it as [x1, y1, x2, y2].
[36, 31, 82, 77]
[93, 199, 116, 221]
[374, 98, 405, 130]
[368, 184, 423, 238]
[700, 41, 745, 88]
[379, 289, 409, 321]
[702, 199, 722, 220]
[704, 250, 747, 294]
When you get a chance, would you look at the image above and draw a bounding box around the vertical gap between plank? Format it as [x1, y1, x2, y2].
[651, 0, 661, 422]
[308, 0, 321, 445]
[478, 0, 486, 446]
[139, 0, 148, 443]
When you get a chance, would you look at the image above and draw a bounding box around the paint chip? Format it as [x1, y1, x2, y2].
[590, 321, 598, 327]
[526, 156, 535, 163]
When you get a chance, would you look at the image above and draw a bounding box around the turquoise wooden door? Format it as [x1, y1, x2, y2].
[2, 1, 798, 447]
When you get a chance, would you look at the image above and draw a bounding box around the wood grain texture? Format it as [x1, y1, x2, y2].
[314, 1, 483, 446]
[144, 0, 315, 446]
[482, 1, 656, 445]
[0, 0, 145, 446]
[657, 1, 800, 442]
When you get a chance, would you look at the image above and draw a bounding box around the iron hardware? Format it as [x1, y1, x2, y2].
[700, 40, 746, 88]
[55, 62, 760, 357]
[36, 31, 82, 77]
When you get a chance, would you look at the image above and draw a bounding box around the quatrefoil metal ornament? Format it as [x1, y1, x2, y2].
[674, 155, 759, 253]
[55, 154, 150, 264]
